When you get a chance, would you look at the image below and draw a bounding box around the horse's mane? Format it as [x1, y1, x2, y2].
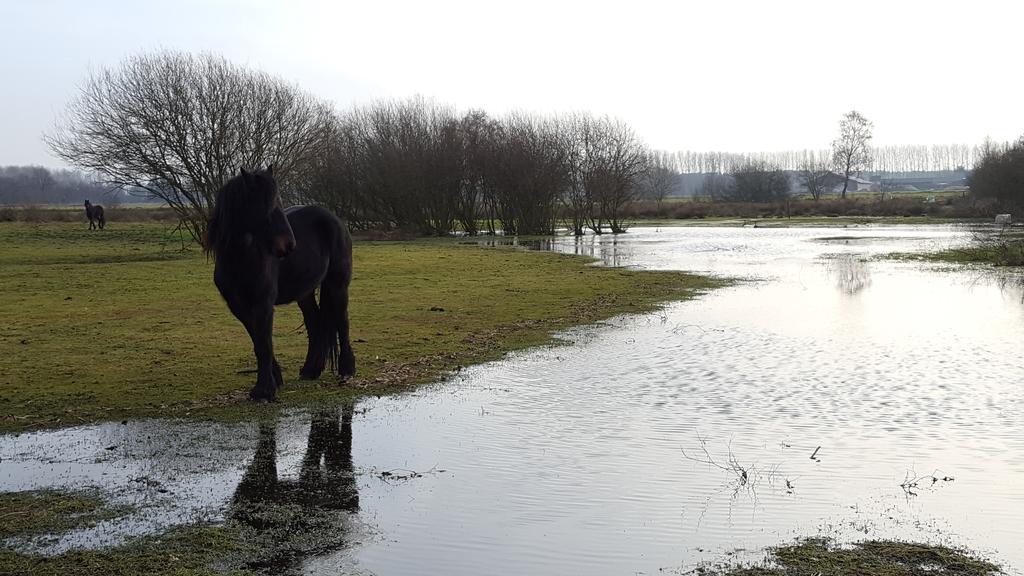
[206, 170, 276, 256]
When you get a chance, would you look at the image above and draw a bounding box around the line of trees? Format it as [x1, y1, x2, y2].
[0, 165, 116, 205]
[297, 103, 651, 236]
[969, 137, 1024, 208]
[50, 51, 657, 241]
[44, 50, 1014, 238]
[674, 143, 983, 175]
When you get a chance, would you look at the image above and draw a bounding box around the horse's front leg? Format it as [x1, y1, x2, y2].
[248, 303, 280, 401]
[297, 293, 325, 380]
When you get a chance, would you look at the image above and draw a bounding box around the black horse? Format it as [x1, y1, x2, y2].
[208, 166, 355, 401]
[84, 199, 105, 230]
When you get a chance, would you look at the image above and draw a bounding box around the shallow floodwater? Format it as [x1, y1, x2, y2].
[3, 225, 1024, 574]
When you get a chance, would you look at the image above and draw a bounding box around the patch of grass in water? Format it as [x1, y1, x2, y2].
[888, 240, 1024, 267]
[0, 524, 254, 576]
[0, 489, 130, 540]
[698, 538, 999, 576]
[0, 486, 353, 575]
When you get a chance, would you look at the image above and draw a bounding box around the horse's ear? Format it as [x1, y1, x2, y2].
[240, 167, 249, 177]
[266, 164, 274, 177]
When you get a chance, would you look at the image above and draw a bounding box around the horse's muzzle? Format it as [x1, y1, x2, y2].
[273, 236, 296, 258]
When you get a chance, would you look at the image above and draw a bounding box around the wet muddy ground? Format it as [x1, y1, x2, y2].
[3, 225, 1022, 574]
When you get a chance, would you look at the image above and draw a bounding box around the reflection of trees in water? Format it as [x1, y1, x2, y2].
[231, 404, 358, 572]
[995, 273, 1024, 304]
[829, 254, 872, 295]
[572, 235, 624, 267]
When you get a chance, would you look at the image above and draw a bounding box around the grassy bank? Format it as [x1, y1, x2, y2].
[906, 241, 1024, 267]
[0, 222, 722, 433]
[699, 538, 999, 576]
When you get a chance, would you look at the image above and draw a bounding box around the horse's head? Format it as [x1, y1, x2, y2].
[84, 200, 91, 208]
[208, 165, 296, 258]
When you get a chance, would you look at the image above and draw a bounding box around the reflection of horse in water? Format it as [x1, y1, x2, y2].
[232, 404, 359, 571]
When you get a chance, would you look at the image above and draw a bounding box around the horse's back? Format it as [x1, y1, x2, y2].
[285, 205, 350, 252]
[275, 205, 351, 303]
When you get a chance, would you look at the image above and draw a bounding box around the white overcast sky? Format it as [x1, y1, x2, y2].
[2, 0, 1022, 168]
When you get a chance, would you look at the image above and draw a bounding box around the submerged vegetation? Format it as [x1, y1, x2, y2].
[916, 241, 1024, 267]
[891, 230, 1024, 267]
[0, 221, 721, 433]
[0, 521, 248, 576]
[698, 538, 999, 576]
[0, 490, 126, 540]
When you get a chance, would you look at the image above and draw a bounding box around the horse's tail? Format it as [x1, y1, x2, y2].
[320, 218, 355, 377]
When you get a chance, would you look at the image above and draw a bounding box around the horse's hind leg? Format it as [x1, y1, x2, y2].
[338, 286, 355, 377]
[297, 293, 326, 380]
[321, 282, 355, 378]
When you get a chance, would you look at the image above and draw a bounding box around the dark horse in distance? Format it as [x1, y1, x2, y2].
[84, 199, 105, 230]
[208, 166, 355, 401]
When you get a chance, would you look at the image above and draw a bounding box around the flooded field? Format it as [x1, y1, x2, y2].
[3, 225, 1023, 574]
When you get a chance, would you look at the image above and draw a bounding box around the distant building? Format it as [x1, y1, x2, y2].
[838, 175, 878, 193]
[801, 172, 878, 194]
[877, 170, 969, 192]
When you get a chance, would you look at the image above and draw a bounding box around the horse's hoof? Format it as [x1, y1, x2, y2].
[248, 388, 277, 402]
[341, 358, 356, 379]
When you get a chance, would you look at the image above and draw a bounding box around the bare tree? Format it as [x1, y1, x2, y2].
[456, 109, 495, 235]
[47, 51, 335, 245]
[562, 114, 648, 234]
[724, 160, 790, 203]
[798, 154, 831, 200]
[484, 113, 567, 235]
[639, 150, 680, 209]
[562, 114, 593, 236]
[969, 136, 1024, 208]
[831, 110, 873, 199]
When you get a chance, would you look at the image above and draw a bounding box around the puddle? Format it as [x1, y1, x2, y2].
[3, 225, 1023, 574]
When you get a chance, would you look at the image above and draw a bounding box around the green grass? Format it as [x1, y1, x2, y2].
[701, 538, 999, 576]
[0, 523, 252, 576]
[0, 222, 723, 433]
[0, 490, 128, 540]
[889, 239, 1024, 267]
